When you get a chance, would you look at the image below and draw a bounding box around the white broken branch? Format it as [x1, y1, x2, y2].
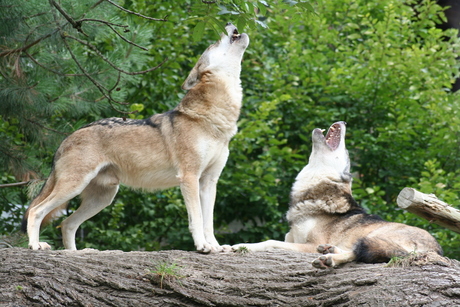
[397, 187, 460, 234]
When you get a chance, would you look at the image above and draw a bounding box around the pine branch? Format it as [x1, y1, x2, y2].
[24, 51, 90, 77]
[90, 0, 105, 10]
[64, 34, 167, 75]
[0, 148, 26, 169]
[104, 0, 168, 21]
[0, 32, 54, 57]
[25, 119, 68, 136]
[82, 0, 105, 18]
[0, 181, 29, 188]
[76, 16, 150, 53]
[76, 18, 129, 30]
[61, 34, 140, 115]
[64, 34, 132, 74]
[49, 0, 88, 36]
[1, 0, 167, 115]
[60, 34, 117, 103]
[107, 71, 123, 97]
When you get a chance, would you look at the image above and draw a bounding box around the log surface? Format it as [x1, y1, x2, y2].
[1, 247, 460, 306]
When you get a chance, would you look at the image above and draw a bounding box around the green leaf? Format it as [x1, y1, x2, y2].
[192, 20, 206, 42]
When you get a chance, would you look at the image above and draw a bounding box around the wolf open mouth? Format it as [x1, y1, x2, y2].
[325, 122, 342, 151]
[230, 28, 241, 43]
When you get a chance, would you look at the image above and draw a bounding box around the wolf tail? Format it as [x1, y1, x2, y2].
[353, 236, 443, 263]
[21, 173, 68, 232]
[353, 237, 410, 263]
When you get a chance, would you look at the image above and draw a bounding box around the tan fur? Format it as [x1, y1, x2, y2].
[24, 23, 249, 252]
[233, 122, 442, 268]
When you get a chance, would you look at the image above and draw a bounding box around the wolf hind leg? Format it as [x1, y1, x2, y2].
[312, 235, 413, 269]
[27, 178, 89, 250]
[61, 180, 119, 250]
[317, 244, 346, 254]
[312, 250, 356, 269]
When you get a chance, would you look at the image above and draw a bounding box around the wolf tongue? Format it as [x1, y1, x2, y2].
[326, 125, 341, 150]
[232, 28, 240, 39]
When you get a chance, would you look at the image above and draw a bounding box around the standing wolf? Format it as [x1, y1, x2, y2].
[233, 121, 442, 268]
[23, 23, 249, 253]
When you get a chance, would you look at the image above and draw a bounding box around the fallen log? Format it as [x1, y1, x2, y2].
[0, 247, 459, 306]
[397, 187, 460, 234]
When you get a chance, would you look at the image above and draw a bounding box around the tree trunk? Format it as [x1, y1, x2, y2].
[1, 248, 460, 306]
[397, 187, 460, 234]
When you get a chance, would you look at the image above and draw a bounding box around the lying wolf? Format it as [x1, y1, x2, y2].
[23, 23, 249, 253]
[233, 121, 442, 268]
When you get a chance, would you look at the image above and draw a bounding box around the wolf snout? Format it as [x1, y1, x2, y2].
[224, 22, 249, 47]
[226, 23, 241, 40]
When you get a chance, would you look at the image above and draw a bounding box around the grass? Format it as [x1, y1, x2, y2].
[235, 246, 250, 255]
[0, 233, 28, 249]
[386, 251, 449, 268]
[149, 261, 184, 289]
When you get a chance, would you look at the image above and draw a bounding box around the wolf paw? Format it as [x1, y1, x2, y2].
[29, 242, 52, 250]
[196, 242, 211, 253]
[197, 243, 225, 254]
[221, 244, 233, 253]
[312, 255, 334, 269]
[317, 244, 336, 254]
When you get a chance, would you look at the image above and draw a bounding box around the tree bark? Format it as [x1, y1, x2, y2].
[1, 248, 460, 306]
[397, 187, 460, 234]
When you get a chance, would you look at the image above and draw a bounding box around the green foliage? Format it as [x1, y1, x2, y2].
[185, 0, 313, 41]
[0, 173, 28, 234]
[1, 0, 460, 261]
[414, 159, 460, 206]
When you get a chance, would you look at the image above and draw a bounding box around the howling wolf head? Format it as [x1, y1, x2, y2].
[308, 121, 350, 183]
[289, 121, 354, 216]
[182, 23, 250, 90]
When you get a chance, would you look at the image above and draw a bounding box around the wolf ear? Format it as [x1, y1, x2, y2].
[182, 66, 200, 90]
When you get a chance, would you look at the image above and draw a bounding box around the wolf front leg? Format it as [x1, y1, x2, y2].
[199, 154, 229, 252]
[232, 240, 320, 253]
[199, 174, 222, 252]
[179, 173, 212, 253]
